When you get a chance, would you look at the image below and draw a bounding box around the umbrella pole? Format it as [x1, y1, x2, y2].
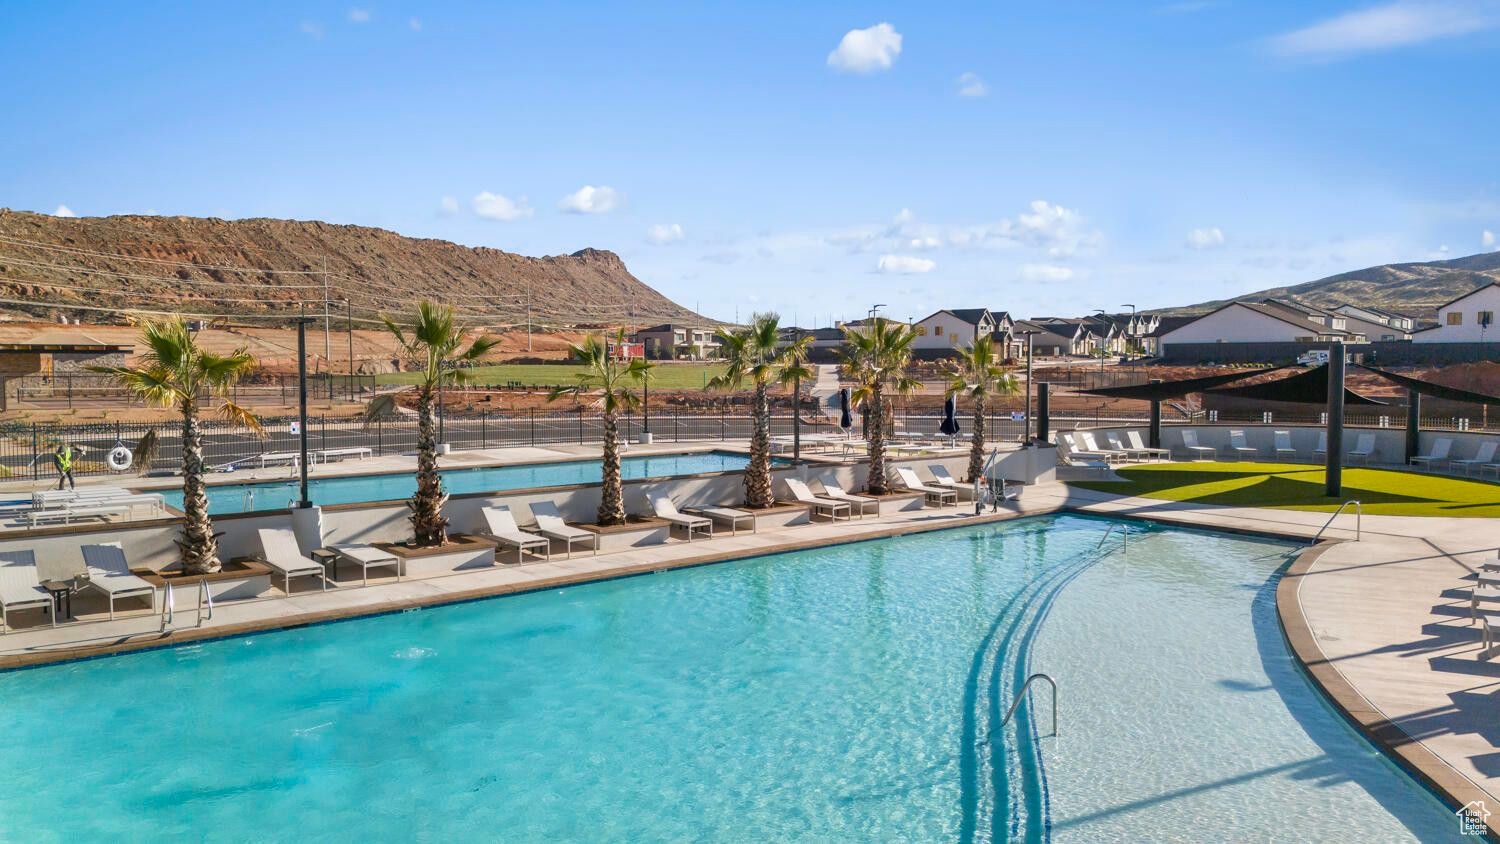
[1149, 379, 1163, 450]
[1405, 387, 1420, 465]
[1326, 355, 1344, 498]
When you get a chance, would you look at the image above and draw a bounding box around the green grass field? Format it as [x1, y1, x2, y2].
[1069, 461, 1500, 517]
[375, 363, 722, 390]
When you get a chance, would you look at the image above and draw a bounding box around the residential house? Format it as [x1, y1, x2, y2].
[1012, 319, 1084, 357]
[1158, 300, 1360, 357]
[911, 309, 1003, 358]
[1027, 318, 1101, 356]
[631, 324, 722, 360]
[1412, 283, 1500, 343]
[1330, 303, 1413, 341]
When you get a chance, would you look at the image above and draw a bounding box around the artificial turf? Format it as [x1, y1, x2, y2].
[1068, 461, 1500, 517]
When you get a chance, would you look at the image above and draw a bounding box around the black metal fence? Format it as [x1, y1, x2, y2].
[6, 373, 378, 410]
[0, 409, 1035, 482]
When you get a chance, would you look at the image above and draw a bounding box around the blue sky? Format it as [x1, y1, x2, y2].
[3, 1, 1499, 325]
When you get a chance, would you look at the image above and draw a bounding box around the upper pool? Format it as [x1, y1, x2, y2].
[159, 450, 771, 514]
[0, 515, 1459, 840]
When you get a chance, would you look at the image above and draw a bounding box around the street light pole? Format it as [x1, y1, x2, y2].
[295, 316, 313, 508]
[1022, 331, 1035, 442]
[344, 298, 354, 401]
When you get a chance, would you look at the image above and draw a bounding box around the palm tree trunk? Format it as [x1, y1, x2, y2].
[867, 385, 889, 494]
[177, 398, 221, 574]
[967, 395, 986, 483]
[409, 386, 450, 546]
[598, 411, 625, 525]
[745, 382, 774, 508]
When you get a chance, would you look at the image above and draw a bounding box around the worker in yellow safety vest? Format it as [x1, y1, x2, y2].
[52, 443, 77, 491]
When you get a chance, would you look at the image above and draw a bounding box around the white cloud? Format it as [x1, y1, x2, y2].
[409, 17, 422, 31]
[1006, 200, 1100, 257]
[437, 196, 459, 217]
[299, 20, 324, 38]
[52, 204, 76, 218]
[820, 200, 1100, 258]
[347, 8, 371, 23]
[827, 23, 902, 73]
[957, 72, 989, 97]
[1020, 264, 1075, 282]
[646, 223, 685, 245]
[471, 191, 533, 221]
[876, 254, 935, 274]
[558, 185, 624, 214]
[1484, 230, 1497, 249]
[1269, 1, 1496, 60]
[1186, 227, 1226, 249]
[907, 236, 942, 250]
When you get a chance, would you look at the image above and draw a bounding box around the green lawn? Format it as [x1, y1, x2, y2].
[1069, 461, 1500, 517]
[375, 363, 721, 390]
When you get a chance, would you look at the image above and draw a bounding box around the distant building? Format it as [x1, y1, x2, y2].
[631, 324, 721, 360]
[1411, 283, 1500, 344]
[1159, 300, 1361, 356]
[1011, 320, 1081, 357]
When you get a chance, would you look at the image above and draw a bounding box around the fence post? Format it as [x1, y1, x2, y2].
[578, 409, 584, 444]
[529, 409, 536, 446]
[674, 409, 679, 442]
[31, 423, 39, 481]
[720, 404, 725, 440]
[481, 412, 488, 448]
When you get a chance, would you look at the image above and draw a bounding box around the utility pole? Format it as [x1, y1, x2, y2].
[322, 257, 332, 371]
[295, 316, 312, 508]
[344, 298, 354, 400]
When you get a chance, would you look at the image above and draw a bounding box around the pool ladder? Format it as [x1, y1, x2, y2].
[1000, 673, 1058, 737]
[1311, 500, 1361, 544]
[160, 578, 215, 631]
[1097, 523, 1127, 550]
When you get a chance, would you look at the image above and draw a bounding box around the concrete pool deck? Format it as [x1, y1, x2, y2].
[2, 472, 1496, 835]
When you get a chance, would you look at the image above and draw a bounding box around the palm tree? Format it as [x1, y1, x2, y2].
[93, 318, 260, 574]
[709, 313, 812, 509]
[839, 317, 921, 495]
[945, 335, 1018, 483]
[548, 329, 653, 526]
[370, 301, 500, 546]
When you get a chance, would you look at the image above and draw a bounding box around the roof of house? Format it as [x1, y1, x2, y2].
[1169, 301, 1354, 338]
[1433, 282, 1500, 311]
[1143, 315, 1197, 337]
[916, 308, 993, 327]
[1012, 319, 1078, 343]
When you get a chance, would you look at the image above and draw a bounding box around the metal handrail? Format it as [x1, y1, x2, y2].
[198, 578, 214, 626]
[1311, 500, 1362, 543]
[1001, 673, 1058, 737]
[1098, 523, 1126, 549]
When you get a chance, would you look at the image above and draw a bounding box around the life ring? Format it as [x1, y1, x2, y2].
[106, 445, 133, 472]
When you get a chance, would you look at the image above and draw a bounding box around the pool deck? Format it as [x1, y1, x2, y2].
[2, 470, 1497, 835]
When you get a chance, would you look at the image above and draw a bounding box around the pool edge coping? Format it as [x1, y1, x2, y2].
[1277, 542, 1500, 841]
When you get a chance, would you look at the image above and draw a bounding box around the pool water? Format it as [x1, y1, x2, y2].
[0, 517, 1457, 841]
[161, 451, 770, 514]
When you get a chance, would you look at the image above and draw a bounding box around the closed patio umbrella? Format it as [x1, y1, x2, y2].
[839, 388, 853, 431]
[939, 394, 960, 437]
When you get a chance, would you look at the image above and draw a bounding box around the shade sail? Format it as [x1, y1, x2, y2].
[1075, 366, 1287, 401]
[1207, 364, 1386, 405]
[1357, 365, 1500, 406]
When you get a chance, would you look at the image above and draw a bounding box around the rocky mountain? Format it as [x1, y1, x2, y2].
[0, 209, 704, 327]
[1159, 250, 1500, 319]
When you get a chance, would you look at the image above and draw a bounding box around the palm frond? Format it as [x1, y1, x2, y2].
[132, 429, 160, 476]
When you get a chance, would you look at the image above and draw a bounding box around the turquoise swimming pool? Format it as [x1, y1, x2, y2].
[160, 450, 771, 514]
[0, 516, 1459, 840]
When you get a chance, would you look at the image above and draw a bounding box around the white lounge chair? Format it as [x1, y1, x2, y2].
[1178, 429, 1215, 461]
[1273, 430, 1297, 461]
[682, 503, 757, 534]
[1452, 441, 1499, 476]
[80, 544, 159, 619]
[783, 477, 852, 521]
[893, 466, 959, 507]
[1349, 433, 1377, 465]
[256, 528, 329, 594]
[1058, 432, 1113, 463]
[300, 508, 400, 585]
[529, 501, 599, 558]
[927, 464, 977, 500]
[1409, 437, 1452, 470]
[1225, 429, 1257, 461]
[817, 480, 879, 517]
[647, 491, 714, 541]
[1126, 430, 1171, 461]
[0, 550, 54, 632]
[478, 506, 551, 564]
[1078, 431, 1126, 464]
[1105, 432, 1146, 462]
